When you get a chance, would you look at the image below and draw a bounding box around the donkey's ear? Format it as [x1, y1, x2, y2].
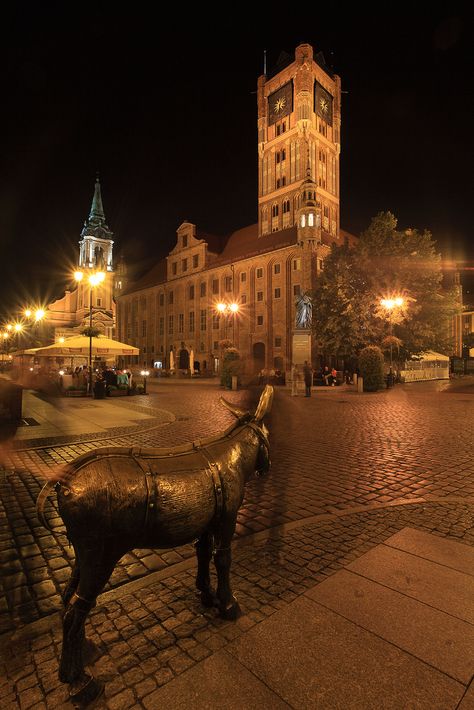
[254, 385, 274, 422]
[219, 397, 248, 420]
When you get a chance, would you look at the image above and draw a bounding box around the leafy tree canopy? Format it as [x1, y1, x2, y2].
[312, 212, 460, 359]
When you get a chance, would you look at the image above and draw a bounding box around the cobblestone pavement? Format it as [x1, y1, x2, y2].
[0, 381, 473, 708]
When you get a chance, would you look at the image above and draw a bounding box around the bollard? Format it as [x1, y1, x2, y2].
[353, 373, 358, 387]
[357, 376, 363, 393]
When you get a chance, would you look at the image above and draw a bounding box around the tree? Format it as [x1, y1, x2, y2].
[312, 212, 460, 359]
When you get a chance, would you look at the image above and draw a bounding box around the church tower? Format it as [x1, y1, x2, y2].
[257, 43, 341, 241]
[75, 177, 115, 336]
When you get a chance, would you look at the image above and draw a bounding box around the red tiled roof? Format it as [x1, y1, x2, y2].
[211, 224, 298, 265]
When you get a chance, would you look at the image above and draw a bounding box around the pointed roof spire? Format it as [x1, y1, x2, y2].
[81, 174, 113, 241]
[89, 173, 105, 224]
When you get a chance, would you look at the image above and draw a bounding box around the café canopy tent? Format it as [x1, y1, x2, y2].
[28, 335, 139, 358]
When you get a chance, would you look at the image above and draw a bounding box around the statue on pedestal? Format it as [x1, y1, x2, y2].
[295, 293, 312, 329]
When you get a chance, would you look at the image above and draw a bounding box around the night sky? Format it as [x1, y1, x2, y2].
[1, 5, 472, 318]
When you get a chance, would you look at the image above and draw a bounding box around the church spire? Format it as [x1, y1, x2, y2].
[88, 174, 106, 226]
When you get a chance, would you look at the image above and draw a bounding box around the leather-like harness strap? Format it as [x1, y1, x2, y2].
[200, 448, 224, 526]
[130, 447, 154, 531]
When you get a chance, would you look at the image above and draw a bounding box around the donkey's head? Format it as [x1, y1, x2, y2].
[220, 385, 273, 477]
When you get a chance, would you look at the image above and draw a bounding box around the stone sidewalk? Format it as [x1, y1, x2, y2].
[0, 380, 473, 708]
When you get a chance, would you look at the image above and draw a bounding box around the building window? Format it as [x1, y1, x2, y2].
[212, 314, 220, 329]
[212, 279, 219, 295]
[257, 291, 263, 302]
[271, 205, 279, 218]
[159, 317, 164, 335]
[168, 315, 174, 335]
[189, 284, 194, 300]
[241, 272, 247, 283]
[182, 258, 188, 272]
[200, 282, 206, 297]
[256, 267, 263, 278]
[293, 258, 301, 270]
[172, 262, 177, 276]
[294, 284, 301, 296]
[301, 214, 306, 228]
[282, 200, 290, 214]
[142, 320, 146, 336]
[168, 291, 174, 305]
[178, 314, 184, 333]
[200, 309, 207, 331]
[189, 311, 195, 333]
[275, 337, 282, 347]
[182, 235, 188, 248]
[319, 259, 324, 271]
[274, 288, 281, 298]
[274, 263, 281, 274]
[193, 254, 199, 268]
[308, 213, 314, 227]
[96, 298, 102, 307]
[241, 294, 247, 304]
[159, 293, 164, 307]
[225, 276, 232, 292]
[257, 315, 264, 326]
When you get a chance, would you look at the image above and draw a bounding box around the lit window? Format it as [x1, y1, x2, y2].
[301, 215, 306, 228]
[293, 258, 301, 270]
[309, 213, 314, 226]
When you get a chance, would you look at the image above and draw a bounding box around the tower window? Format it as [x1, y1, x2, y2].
[301, 214, 306, 228]
[309, 213, 314, 227]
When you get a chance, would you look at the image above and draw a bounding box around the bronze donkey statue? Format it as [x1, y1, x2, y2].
[36, 385, 273, 705]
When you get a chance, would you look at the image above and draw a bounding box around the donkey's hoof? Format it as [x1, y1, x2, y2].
[220, 600, 241, 621]
[69, 674, 104, 708]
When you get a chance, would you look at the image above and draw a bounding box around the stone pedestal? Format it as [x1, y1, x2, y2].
[292, 330, 311, 365]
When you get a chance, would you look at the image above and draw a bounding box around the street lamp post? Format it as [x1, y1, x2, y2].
[75, 270, 105, 395]
[140, 369, 150, 394]
[216, 302, 239, 345]
[380, 297, 404, 382]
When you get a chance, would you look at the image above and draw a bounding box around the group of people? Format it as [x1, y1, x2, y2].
[291, 363, 339, 397]
[95, 367, 132, 392]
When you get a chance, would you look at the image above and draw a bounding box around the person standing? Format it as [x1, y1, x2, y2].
[303, 361, 313, 397]
[291, 363, 299, 396]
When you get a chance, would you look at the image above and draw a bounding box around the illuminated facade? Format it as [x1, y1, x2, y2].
[117, 43, 355, 373]
[47, 178, 116, 340]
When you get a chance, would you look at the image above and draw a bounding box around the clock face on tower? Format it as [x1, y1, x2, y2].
[315, 82, 333, 126]
[268, 82, 293, 126]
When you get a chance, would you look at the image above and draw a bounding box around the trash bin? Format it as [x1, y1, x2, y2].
[0, 381, 23, 420]
[93, 380, 106, 399]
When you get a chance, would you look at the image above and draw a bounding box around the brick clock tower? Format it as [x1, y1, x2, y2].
[257, 43, 341, 243]
[257, 43, 342, 364]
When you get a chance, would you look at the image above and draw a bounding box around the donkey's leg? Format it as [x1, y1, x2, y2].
[62, 546, 80, 607]
[195, 530, 215, 607]
[59, 541, 121, 704]
[214, 517, 240, 620]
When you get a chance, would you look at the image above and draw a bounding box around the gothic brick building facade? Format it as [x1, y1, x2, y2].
[117, 43, 356, 374]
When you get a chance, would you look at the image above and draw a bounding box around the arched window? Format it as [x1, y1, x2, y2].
[301, 214, 306, 228]
[308, 213, 314, 227]
[272, 204, 279, 218]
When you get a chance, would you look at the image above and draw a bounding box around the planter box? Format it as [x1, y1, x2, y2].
[65, 390, 88, 397]
[108, 389, 129, 397]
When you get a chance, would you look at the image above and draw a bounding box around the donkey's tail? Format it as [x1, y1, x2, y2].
[36, 480, 57, 532]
